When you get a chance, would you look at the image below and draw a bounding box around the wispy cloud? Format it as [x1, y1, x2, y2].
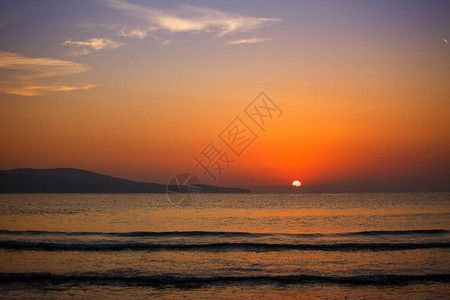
[0, 51, 96, 96]
[103, 0, 280, 36]
[228, 37, 272, 45]
[1, 83, 97, 96]
[0, 51, 88, 77]
[62, 38, 123, 55]
[119, 28, 147, 39]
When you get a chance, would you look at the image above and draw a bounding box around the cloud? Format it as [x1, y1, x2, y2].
[119, 28, 148, 39]
[62, 38, 123, 55]
[228, 37, 272, 45]
[103, 0, 280, 36]
[0, 51, 96, 96]
[1, 83, 97, 96]
[0, 51, 88, 77]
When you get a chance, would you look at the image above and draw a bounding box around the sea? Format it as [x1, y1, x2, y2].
[0, 193, 448, 299]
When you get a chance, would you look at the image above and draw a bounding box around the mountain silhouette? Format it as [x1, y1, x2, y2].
[0, 168, 250, 193]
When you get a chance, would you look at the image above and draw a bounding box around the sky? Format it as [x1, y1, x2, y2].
[0, 0, 449, 192]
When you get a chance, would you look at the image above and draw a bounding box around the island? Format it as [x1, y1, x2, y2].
[0, 168, 251, 193]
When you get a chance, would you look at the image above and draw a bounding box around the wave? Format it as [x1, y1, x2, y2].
[0, 272, 448, 286]
[0, 229, 447, 238]
[0, 240, 448, 252]
[0, 230, 262, 238]
[338, 229, 449, 236]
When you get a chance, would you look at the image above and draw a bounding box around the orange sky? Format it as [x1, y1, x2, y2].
[0, 0, 449, 191]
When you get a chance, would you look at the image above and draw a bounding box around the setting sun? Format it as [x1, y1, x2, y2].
[292, 180, 301, 187]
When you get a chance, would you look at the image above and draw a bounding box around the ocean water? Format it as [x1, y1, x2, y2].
[0, 193, 449, 299]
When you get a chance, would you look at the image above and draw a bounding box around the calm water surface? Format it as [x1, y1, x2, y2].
[0, 193, 449, 299]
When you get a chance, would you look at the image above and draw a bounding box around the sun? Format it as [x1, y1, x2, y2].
[292, 180, 301, 187]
